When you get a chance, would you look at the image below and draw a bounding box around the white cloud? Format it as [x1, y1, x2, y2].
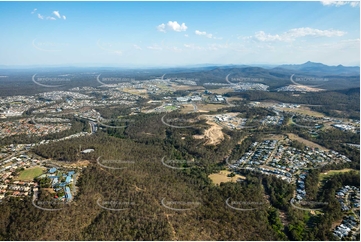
[167, 21, 187, 32]
[350, 1, 360, 7]
[195, 30, 213, 38]
[147, 45, 162, 50]
[321, 1, 359, 7]
[252, 27, 346, 42]
[184, 43, 203, 50]
[53, 11, 61, 18]
[195, 30, 222, 39]
[157, 21, 187, 32]
[157, 23, 166, 33]
[254, 31, 282, 41]
[166, 46, 182, 52]
[34, 10, 66, 21]
[133, 44, 142, 50]
[207, 43, 229, 51]
[184, 34, 189, 37]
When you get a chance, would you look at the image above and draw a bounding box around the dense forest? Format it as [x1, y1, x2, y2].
[1, 102, 359, 240]
[0, 67, 359, 240]
[226, 88, 360, 119]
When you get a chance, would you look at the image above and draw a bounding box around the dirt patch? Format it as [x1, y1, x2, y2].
[209, 88, 235, 94]
[209, 170, 246, 185]
[179, 104, 196, 113]
[123, 88, 149, 98]
[282, 106, 325, 118]
[262, 134, 285, 141]
[287, 133, 329, 151]
[227, 97, 244, 102]
[203, 120, 224, 146]
[42, 188, 56, 194]
[133, 184, 145, 192]
[193, 116, 225, 145]
[238, 135, 249, 145]
[196, 103, 228, 112]
[171, 84, 205, 91]
[193, 135, 204, 140]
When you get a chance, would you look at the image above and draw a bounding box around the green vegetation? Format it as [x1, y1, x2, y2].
[17, 167, 44, 180]
[0, 68, 359, 240]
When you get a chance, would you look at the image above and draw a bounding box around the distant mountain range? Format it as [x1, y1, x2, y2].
[275, 61, 360, 75]
[0, 61, 359, 75]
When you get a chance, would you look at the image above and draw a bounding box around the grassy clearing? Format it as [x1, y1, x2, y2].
[281, 106, 325, 118]
[208, 88, 234, 94]
[208, 170, 246, 185]
[287, 133, 329, 151]
[319, 169, 358, 183]
[122, 88, 149, 98]
[179, 104, 196, 113]
[197, 103, 228, 112]
[17, 166, 45, 180]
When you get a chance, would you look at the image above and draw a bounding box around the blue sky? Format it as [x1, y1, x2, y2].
[0, 1, 359, 67]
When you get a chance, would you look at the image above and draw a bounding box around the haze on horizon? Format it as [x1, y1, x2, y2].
[0, 1, 359, 68]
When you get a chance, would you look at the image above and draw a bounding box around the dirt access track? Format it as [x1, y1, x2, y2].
[193, 116, 224, 146]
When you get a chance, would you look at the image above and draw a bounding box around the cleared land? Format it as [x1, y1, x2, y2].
[204, 121, 224, 145]
[287, 133, 329, 151]
[171, 84, 205, 91]
[281, 106, 325, 118]
[179, 104, 197, 113]
[209, 170, 246, 185]
[319, 169, 358, 184]
[122, 88, 149, 98]
[16, 166, 45, 180]
[196, 103, 228, 112]
[193, 120, 224, 146]
[226, 97, 244, 102]
[208, 88, 234, 94]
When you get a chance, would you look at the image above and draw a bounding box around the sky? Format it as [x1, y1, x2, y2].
[0, 1, 359, 67]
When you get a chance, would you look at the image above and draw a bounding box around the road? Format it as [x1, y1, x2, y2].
[192, 103, 198, 112]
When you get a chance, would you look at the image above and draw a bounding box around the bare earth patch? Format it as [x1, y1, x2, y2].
[200, 120, 224, 146]
[287, 133, 329, 151]
[209, 170, 246, 185]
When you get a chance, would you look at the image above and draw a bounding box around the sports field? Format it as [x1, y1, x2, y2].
[17, 166, 45, 180]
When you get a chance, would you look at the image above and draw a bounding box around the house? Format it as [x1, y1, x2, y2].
[49, 167, 57, 173]
[81, 149, 94, 154]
